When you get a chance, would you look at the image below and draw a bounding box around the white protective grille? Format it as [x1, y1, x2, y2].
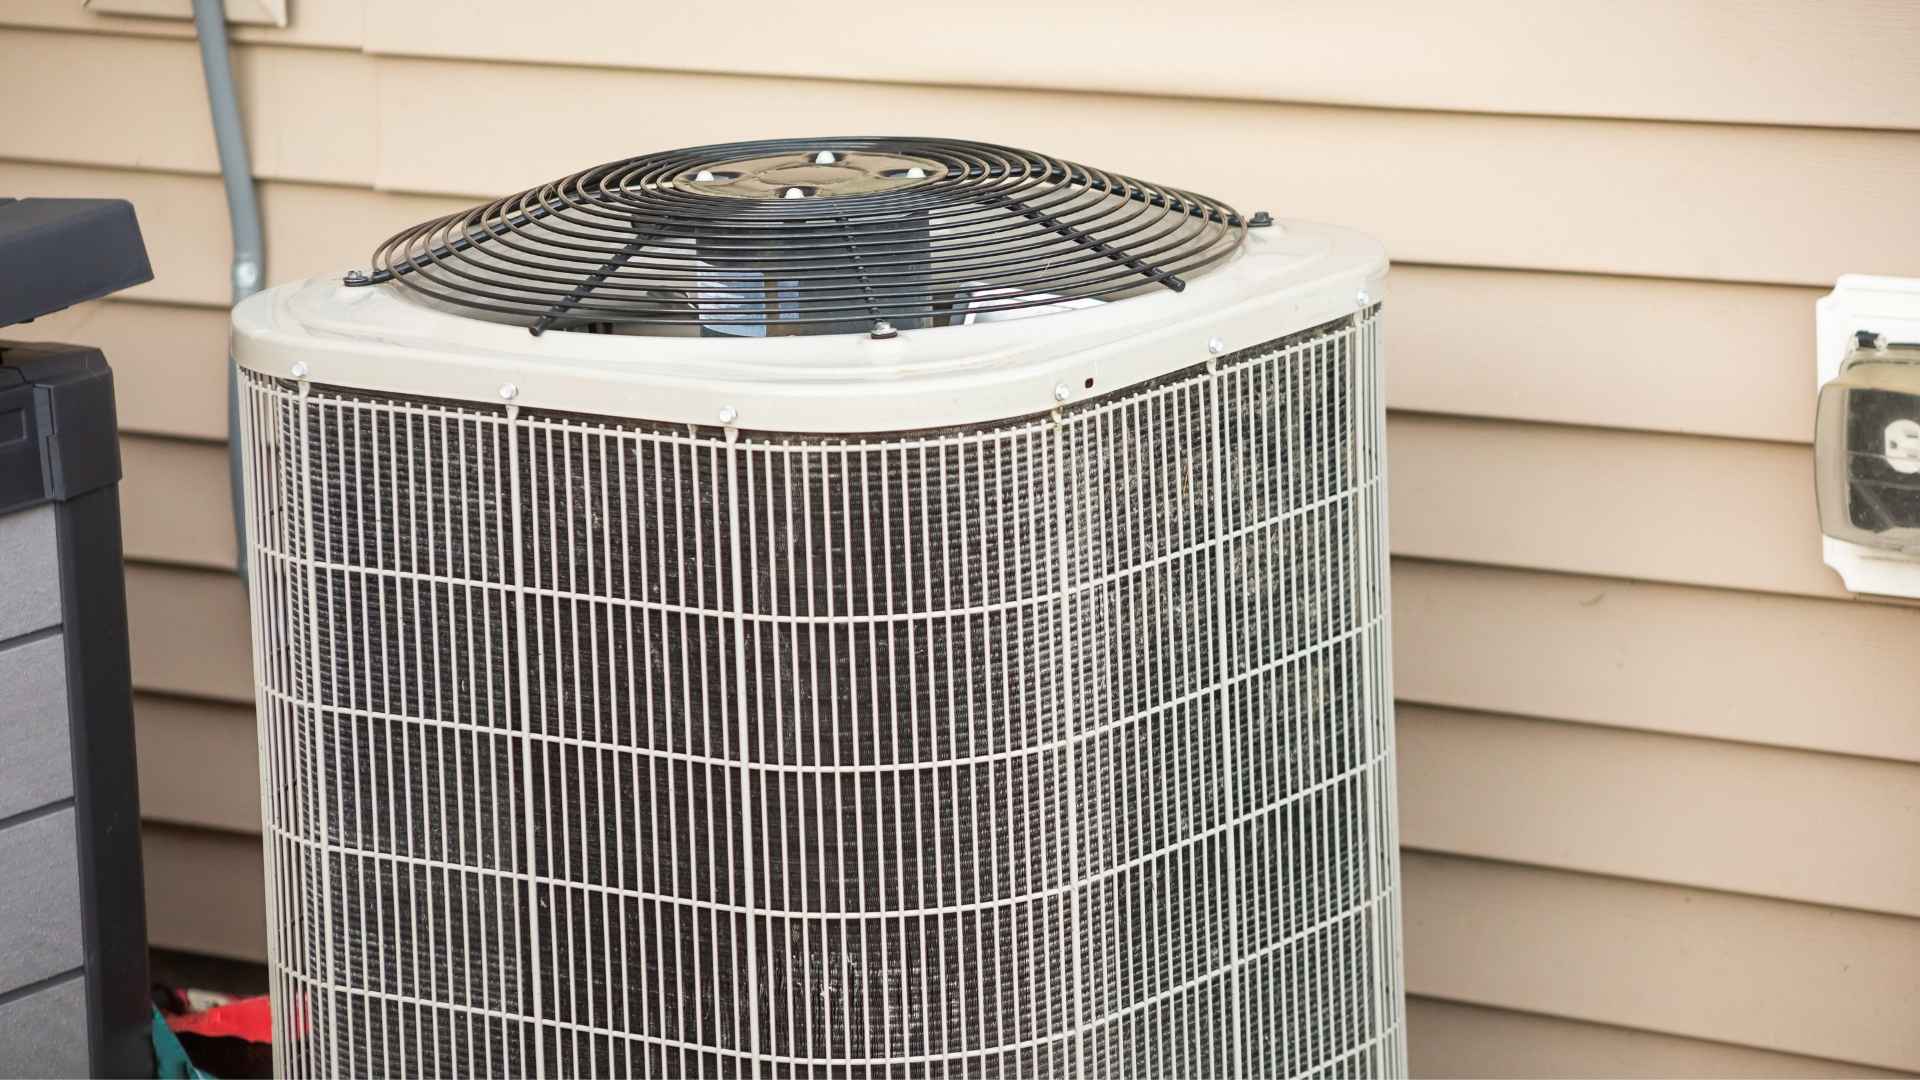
[240, 309, 1402, 1078]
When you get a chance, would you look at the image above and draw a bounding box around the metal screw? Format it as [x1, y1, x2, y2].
[718, 405, 739, 425]
[870, 320, 898, 340]
[1355, 289, 1372, 307]
[1247, 210, 1274, 228]
[342, 269, 369, 286]
[1053, 383, 1072, 402]
[1207, 337, 1227, 355]
[498, 383, 518, 401]
[289, 361, 309, 379]
[812, 150, 838, 165]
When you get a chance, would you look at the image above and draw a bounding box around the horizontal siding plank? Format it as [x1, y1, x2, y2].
[127, 564, 251, 701]
[1388, 414, 1836, 599]
[125, 556, 1920, 766]
[1404, 851, 1920, 1071]
[83, 0, 278, 25]
[134, 694, 258, 834]
[0, 29, 374, 184]
[121, 435, 234, 569]
[141, 690, 1920, 922]
[7, 301, 229, 439]
[1390, 267, 1818, 444]
[5, 274, 1823, 448]
[15, 2, 1920, 133]
[120, 410, 1840, 599]
[361, 1, 1920, 132]
[151, 833, 1920, 1065]
[1393, 560, 1920, 765]
[9, 82, 1920, 289]
[142, 825, 267, 963]
[366, 60, 1920, 288]
[0, 0, 362, 47]
[1407, 996, 1906, 1080]
[1398, 705, 1920, 918]
[0, 161, 467, 307]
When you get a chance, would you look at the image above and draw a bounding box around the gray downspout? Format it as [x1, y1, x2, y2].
[191, 0, 262, 587]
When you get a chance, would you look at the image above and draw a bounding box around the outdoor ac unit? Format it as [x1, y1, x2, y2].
[232, 137, 1404, 1079]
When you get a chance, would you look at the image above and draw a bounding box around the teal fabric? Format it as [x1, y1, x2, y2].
[151, 1008, 213, 1079]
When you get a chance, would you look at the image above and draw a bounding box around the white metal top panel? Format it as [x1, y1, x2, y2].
[233, 220, 1385, 432]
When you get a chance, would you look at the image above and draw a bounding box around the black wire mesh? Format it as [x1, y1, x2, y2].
[356, 137, 1250, 336]
[246, 311, 1399, 1078]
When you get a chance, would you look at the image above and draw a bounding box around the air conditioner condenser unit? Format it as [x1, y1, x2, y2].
[232, 137, 1404, 1079]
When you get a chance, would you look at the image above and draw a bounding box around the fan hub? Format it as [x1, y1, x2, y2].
[678, 150, 948, 198]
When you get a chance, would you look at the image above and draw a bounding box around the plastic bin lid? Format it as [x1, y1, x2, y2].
[0, 198, 152, 328]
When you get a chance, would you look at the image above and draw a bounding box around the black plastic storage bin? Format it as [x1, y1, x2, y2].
[0, 197, 154, 1079]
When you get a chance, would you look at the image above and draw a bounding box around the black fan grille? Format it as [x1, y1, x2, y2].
[241, 312, 1401, 1078]
[354, 138, 1250, 336]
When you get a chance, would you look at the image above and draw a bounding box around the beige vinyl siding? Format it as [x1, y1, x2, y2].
[121, 555, 1920, 764]
[1, 0, 362, 46]
[14, 267, 1823, 446]
[8, 6, 1918, 1075]
[1394, 561, 1920, 764]
[15, 301, 230, 439]
[1403, 853, 1920, 1072]
[120, 435, 233, 569]
[125, 565, 251, 702]
[1388, 267, 1820, 444]
[1398, 706, 1920, 919]
[1389, 416, 1837, 599]
[9, 59, 1920, 288]
[367, 63, 1920, 289]
[355, 2, 1920, 132]
[15, 2, 1920, 130]
[1406, 998, 1908, 1080]
[134, 695, 259, 834]
[111, 411, 1837, 597]
[141, 825, 270, 965]
[0, 30, 376, 183]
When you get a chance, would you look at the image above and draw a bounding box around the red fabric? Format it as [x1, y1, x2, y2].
[165, 995, 273, 1042]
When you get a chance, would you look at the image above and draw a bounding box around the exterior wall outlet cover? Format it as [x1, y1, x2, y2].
[1817, 274, 1920, 599]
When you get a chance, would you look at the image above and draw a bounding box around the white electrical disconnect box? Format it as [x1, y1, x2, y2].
[1815, 275, 1920, 599]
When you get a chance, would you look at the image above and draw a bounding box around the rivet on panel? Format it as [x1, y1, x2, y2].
[289, 361, 309, 379]
[718, 405, 740, 425]
[1206, 337, 1226, 356]
[499, 383, 519, 401]
[1053, 383, 1072, 403]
